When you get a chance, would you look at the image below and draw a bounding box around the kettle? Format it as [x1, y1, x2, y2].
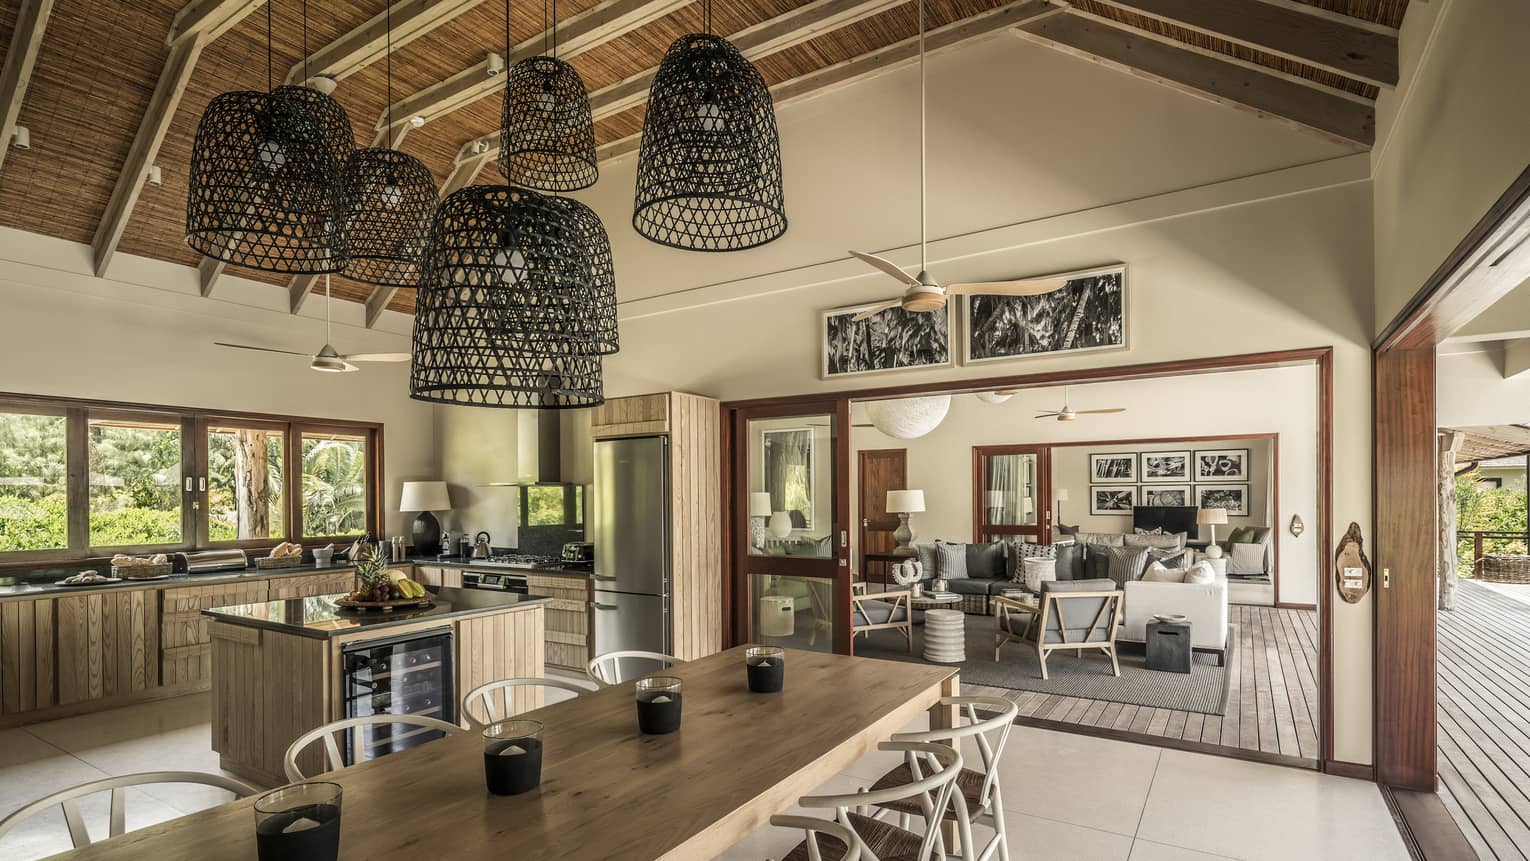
[472, 531, 492, 560]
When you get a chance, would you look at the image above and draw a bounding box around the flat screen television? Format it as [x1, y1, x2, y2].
[1133, 506, 1198, 537]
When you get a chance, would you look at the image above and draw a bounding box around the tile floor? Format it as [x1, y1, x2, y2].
[0, 693, 1411, 860]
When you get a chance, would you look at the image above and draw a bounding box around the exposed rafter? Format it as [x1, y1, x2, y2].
[286, 0, 488, 85]
[596, 0, 1063, 160]
[1084, 0, 1399, 88]
[375, 0, 686, 149]
[0, 0, 56, 175]
[167, 0, 266, 45]
[1014, 11, 1375, 147]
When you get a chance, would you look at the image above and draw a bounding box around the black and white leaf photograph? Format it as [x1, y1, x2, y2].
[962, 265, 1127, 364]
[1195, 449, 1250, 481]
[822, 301, 952, 378]
[1197, 484, 1249, 516]
[1141, 451, 1190, 482]
[1143, 485, 1191, 507]
[1090, 452, 1137, 483]
[1091, 486, 1138, 516]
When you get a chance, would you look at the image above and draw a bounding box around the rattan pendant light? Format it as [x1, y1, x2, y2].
[547, 195, 618, 355]
[186, 0, 354, 273]
[410, 0, 603, 409]
[338, 2, 437, 286]
[499, 0, 598, 191]
[632, 0, 786, 252]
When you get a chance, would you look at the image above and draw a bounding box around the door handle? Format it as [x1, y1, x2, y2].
[1382, 568, 1390, 589]
[862, 518, 869, 527]
[593, 574, 618, 582]
[591, 602, 619, 611]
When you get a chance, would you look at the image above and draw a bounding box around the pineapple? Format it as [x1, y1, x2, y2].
[352, 545, 393, 602]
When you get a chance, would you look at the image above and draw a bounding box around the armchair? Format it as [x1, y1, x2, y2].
[851, 582, 913, 653]
[1031, 579, 1123, 680]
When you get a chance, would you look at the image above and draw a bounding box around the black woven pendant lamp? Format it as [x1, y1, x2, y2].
[499, 0, 598, 191]
[409, 186, 603, 408]
[338, 2, 437, 286]
[186, 0, 354, 273]
[632, 0, 786, 252]
[547, 195, 617, 355]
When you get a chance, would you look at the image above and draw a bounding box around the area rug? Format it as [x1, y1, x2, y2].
[854, 619, 1236, 716]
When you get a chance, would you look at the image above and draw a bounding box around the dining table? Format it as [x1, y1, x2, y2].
[50, 645, 959, 860]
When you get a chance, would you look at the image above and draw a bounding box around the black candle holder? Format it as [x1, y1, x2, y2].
[483, 719, 544, 795]
[636, 676, 683, 734]
[746, 646, 785, 693]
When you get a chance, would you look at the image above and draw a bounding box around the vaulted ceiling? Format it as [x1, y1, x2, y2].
[0, 0, 1408, 323]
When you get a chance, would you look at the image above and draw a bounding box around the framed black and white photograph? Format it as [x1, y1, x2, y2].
[1194, 448, 1250, 481]
[961, 264, 1127, 365]
[1089, 452, 1138, 484]
[822, 300, 953, 379]
[1142, 485, 1191, 507]
[1141, 451, 1190, 483]
[1091, 485, 1138, 516]
[1197, 484, 1249, 517]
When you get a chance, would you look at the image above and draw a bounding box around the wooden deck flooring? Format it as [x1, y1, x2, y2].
[965, 603, 1321, 764]
[1437, 579, 1530, 860]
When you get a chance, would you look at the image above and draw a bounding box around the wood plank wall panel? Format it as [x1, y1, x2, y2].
[1374, 347, 1438, 790]
[668, 393, 723, 661]
[591, 393, 671, 439]
[1, 598, 55, 713]
[457, 608, 546, 718]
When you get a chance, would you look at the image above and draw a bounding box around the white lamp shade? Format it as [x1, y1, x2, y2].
[399, 481, 452, 512]
[1197, 507, 1229, 525]
[749, 492, 773, 518]
[1054, 488, 1070, 502]
[887, 489, 925, 513]
[768, 511, 794, 539]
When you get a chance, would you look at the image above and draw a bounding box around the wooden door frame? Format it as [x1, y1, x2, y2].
[1370, 165, 1530, 793]
[971, 444, 1052, 545]
[857, 448, 907, 577]
[720, 346, 1336, 770]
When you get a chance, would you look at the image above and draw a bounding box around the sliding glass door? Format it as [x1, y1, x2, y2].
[973, 444, 1051, 545]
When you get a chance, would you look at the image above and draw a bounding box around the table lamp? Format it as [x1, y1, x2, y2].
[1054, 487, 1070, 524]
[1197, 507, 1229, 558]
[1020, 496, 1035, 524]
[749, 492, 773, 549]
[400, 481, 452, 556]
[887, 489, 926, 554]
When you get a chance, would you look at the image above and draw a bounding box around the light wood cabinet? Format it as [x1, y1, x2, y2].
[55, 590, 159, 706]
[267, 570, 358, 599]
[0, 598, 55, 714]
[413, 565, 462, 588]
[160, 580, 270, 687]
[591, 393, 671, 438]
[524, 574, 592, 670]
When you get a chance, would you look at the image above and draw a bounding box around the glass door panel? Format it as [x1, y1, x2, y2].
[748, 415, 833, 558]
[975, 445, 1050, 546]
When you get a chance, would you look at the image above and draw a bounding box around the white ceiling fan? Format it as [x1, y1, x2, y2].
[1024, 386, 1126, 422]
[847, 0, 1068, 323]
[215, 276, 410, 373]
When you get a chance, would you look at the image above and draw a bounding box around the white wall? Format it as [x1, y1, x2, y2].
[0, 229, 438, 539]
[1437, 344, 1530, 428]
[1372, 0, 1530, 333]
[848, 369, 1317, 605]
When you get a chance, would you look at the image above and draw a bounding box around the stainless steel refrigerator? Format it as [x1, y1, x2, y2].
[591, 436, 669, 658]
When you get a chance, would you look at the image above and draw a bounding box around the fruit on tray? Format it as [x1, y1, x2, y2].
[343, 577, 427, 603]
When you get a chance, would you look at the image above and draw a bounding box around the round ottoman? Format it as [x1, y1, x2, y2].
[923, 609, 966, 663]
[758, 595, 796, 638]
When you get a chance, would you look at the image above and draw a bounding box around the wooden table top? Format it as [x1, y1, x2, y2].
[53, 647, 957, 861]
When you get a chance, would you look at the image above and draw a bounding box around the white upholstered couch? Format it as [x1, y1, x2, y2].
[1120, 577, 1229, 666]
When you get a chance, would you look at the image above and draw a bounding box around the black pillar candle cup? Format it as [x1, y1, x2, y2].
[483, 720, 544, 796]
[746, 646, 785, 693]
[253, 782, 343, 861]
[635, 676, 683, 734]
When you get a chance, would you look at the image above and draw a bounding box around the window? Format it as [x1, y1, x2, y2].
[0, 394, 380, 560]
[522, 485, 583, 527]
[207, 425, 285, 542]
[301, 431, 369, 538]
[0, 409, 68, 552]
[88, 416, 183, 547]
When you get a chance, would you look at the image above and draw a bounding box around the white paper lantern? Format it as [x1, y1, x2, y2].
[865, 395, 951, 439]
[975, 391, 1012, 404]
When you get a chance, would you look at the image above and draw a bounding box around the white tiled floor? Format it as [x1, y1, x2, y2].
[0, 694, 1411, 861]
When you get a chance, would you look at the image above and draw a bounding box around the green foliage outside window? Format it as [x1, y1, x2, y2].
[1454, 468, 1529, 575]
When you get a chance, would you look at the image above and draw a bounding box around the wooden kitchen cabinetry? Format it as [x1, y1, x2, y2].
[525, 574, 592, 671]
[593, 392, 723, 662]
[267, 570, 358, 600]
[412, 564, 463, 588]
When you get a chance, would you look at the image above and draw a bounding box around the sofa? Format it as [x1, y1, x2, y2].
[910, 541, 1018, 615]
[1120, 575, 1229, 665]
[1214, 526, 1275, 579]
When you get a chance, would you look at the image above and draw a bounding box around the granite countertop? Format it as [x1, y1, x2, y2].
[0, 560, 375, 599]
[200, 586, 551, 640]
[407, 556, 595, 579]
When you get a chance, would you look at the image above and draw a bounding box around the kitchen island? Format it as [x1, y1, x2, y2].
[202, 587, 548, 786]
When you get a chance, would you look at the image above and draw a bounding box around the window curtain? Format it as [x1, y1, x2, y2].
[764, 430, 813, 528]
[987, 456, 1019, 526]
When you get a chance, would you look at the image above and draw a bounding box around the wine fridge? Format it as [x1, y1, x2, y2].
[340, 628, 455, 767]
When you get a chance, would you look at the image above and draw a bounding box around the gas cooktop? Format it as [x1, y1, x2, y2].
[479, 554, 563, 569]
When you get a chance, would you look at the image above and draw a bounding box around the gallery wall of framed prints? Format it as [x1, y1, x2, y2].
[1086, 447, 1253, 517]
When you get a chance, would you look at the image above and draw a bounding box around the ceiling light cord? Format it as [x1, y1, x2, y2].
[302, 0, 309, 85]
[704, 0, 711, 36]
[919, 0, 926, 273]
[265, 0, 272, 91]
[385, 0, 393, 129]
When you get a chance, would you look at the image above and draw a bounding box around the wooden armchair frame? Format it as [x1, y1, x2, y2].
[1033, 589, 1124, 680]
[850, 582, 914, 653]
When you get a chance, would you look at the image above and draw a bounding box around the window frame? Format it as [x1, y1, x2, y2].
[0, 393, 383, 564]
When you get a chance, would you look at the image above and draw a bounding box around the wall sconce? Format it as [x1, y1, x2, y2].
[1290, 514, 1305, 537]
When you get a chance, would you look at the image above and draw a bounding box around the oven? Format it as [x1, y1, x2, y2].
[461, 570, 530, 594]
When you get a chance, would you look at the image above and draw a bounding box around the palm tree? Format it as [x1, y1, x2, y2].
[303, 439, 366, 535]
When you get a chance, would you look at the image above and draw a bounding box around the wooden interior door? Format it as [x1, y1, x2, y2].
[858, 449, 906, 581]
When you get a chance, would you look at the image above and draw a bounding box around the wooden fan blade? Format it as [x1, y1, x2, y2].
[851, 299, 903, 322]
[995, 389, 1021, 396]
[1075, 408, 1127, 414]
[850, 251, 920, 288]
[342, 353, 411, 363]
[1034, 412, 1062, 419]
[945, 277, 1070, 297]
[215, 342, 312, 358]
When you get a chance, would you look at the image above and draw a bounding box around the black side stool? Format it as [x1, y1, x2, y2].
[1146, 620, 1192, 673]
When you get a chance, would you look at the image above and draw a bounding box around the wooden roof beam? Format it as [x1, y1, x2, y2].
[0, 0, 56, 175]
[1083, 0, 1399, 88]
[596, 0, 1062, 160]
[285, 0, 488, 85]
[1014, 11, 1375, 148]
[375, 0, 687, 149]
[460, 0, 918, 162]
[95, 0, 266, 278]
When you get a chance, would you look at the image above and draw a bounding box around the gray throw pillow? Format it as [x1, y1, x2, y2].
[1053, 543, 1083, 581]
[1125, 531, 1187, 552]
[935, 542, 969, 580]
[1149, 547, 1189, 568]
[1229, 542, 1266, 576]
[1089, 544, 1151, 589]
[914, 543, 939, 577]
[966, 542, 1005, 579]
[1056, 523, 1080, 537]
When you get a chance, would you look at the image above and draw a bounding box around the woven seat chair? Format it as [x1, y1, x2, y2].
[785, 741, 964, 861]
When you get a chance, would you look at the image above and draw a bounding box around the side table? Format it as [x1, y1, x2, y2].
[923, 609, 966, 663]
[1146, 619, 1193, 673]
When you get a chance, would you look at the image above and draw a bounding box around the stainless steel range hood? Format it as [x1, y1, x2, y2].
[483, 410, 573, 487]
